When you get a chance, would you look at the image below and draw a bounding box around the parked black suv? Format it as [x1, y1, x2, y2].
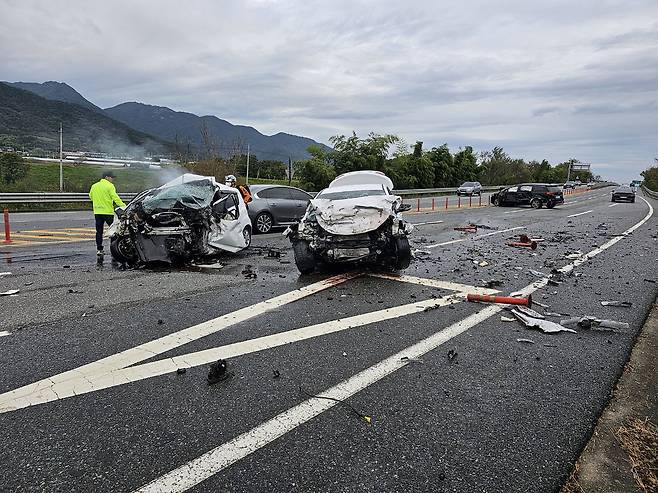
[490, 183, 564, 209]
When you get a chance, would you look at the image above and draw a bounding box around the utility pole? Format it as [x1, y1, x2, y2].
[288, 157, 292, 186]
[245, 144, 250, 185]
[566, 162, 571, 183]
[59, 122, 63, 192]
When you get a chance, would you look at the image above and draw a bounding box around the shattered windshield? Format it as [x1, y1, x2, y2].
[317, 189, 385, 200]
[141, 180, 216, 213]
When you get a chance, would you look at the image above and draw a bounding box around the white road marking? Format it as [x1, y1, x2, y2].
[567, 210, 593, 218]
[411, 220, 444, 226]
[503, 209, 525, 214]
[609, 203, 619, 208]
[0, 273, 360, 414]
[369, 273, 499, 295]
[426, 225, 525, 249]
[0, 331, 11, 337]
[134, 196, 655, 493]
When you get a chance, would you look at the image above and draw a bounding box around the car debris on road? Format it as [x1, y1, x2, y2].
[511, 309, 577, 334]
[284, 171, 413, 274]
[0, 289, 19, 296]
[107, 173, 252, 265]
[600, 301, 633, 307]
[560, 316, 630, 331]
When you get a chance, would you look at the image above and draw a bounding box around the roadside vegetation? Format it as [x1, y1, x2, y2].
[641, 159, 658, 191]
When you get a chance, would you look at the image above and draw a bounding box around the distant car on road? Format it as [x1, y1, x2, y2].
[457, 181, 482, 196]
[563, 181, 577, 189]
[248, 185, 313, 234]
[611, 185, 635, 203]
[490, 183, 564, 209]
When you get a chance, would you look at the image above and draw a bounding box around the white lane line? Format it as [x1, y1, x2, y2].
[369, 273, 499, 295]
[0, 331, 11, 338]
[473, 226, 525, 240]
[134, 196, 656, 493]
[0, 273, 360, 414]
[567, 210, 593, 218]
[609, 203, 619, 208]
[410, 220, 444, 226]
[426, 238, 465, 248]
[503, 209, 525, 214]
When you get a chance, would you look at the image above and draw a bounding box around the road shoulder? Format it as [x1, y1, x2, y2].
[562, 295, 658, 493]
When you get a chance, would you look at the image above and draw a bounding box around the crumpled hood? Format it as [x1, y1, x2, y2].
[310, 195, 400, 235]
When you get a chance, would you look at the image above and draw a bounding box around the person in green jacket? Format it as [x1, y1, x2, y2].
[89, 171, 126, 256]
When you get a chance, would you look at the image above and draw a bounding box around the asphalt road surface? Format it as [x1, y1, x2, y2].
[1, 188, 657, 492]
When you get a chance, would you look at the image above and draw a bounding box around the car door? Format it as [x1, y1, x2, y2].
[518, 185, 533, 205]
[286, 187, 313, 221]
[262, 187, 296, 223]
[503, 186, 519, 204]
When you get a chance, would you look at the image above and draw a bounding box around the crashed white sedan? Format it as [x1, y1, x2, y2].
[285, 171, 413, 274]
[107, 173, 252, 264]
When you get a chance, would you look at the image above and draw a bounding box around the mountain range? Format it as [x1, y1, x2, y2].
[1, 81, 327, 161]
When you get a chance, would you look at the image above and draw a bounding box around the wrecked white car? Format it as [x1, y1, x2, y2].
[107, 173, 252, 264]
[284, 171, 413, 274]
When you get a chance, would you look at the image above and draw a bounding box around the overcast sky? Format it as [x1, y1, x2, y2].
[2, 0, 657, 180]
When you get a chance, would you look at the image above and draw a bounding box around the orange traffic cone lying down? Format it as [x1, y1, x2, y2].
[466, 293, 532, 307]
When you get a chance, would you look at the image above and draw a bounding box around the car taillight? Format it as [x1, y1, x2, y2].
[546, 192, 555, 196]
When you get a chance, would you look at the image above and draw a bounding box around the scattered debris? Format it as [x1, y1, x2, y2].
[0, 272, 11, 277]
[0, 289, 19, 296]
[194, 262, 224, 270]
[454, 225, 478, 233]
[601, 301, 633, 307]
[342, 351, 348, 357]
[467, 293, 532, 307]
[267, 249, 281, 259]
[515, 305, 545, 319]
[67, 288, 83, 294]
[478, 260, 490, 267]
[299, 385, 372, 424]
[241, 266, 258, 279]
[564, 251, 583, 260]
[272, 370, 281, 379]
[508, 240, 538, 250]
[544, 311, 566, 318]
[157, 319, 164, 325]
[511, 309, 577, 334]
[483, 279, 503, 289]
[400, 356, 424, 364]
[0, 331, 11, 337]
[176, 368, 187, 375]
[447, 349, 458, 361]
[207, 359, 232, 385]
[561, 316, 630, 331]
[528, 269, 546, 277]
[644, 278, 656, 283]
[533, 300, 550, 309]
[501, 316, 516, 322]
[516, 338, 535, 344]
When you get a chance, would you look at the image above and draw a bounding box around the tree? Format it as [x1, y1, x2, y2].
[0, 152, 30, 185]
[294, 145, 337, 191]
[426, 144, 454, 187]
[452, 146, 479, 185]
[641, 160, 658, 191]
[407, 142, 434, 188]
[329, 132, 399, 175]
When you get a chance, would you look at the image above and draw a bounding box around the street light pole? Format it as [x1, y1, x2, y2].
[59, 122, 63, 192]
[245, 144, 250, 185]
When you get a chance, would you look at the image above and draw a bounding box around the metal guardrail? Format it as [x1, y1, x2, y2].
[641, 185, 658, 199]
[0, 192, 137, 203]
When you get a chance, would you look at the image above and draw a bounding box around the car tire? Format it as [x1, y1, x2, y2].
[110, 236, 138, 264]
[611, 197, 616, 202]
[631, 198, 635, 203]
[254, 212, 273, 234]
[392, 237, 412, 270]
[292, 240, 316, 274]
[491, 196, 500, 206]
[242, 226, 252, 248]
[546, 201, 555, 209]
[530, 198, 542, 209]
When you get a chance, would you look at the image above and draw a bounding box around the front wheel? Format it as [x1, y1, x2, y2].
[491, 196, 500, 206]
[530, 198, 542, 209]
[292, 240, 317, 274]
[254, 212, 273, 234]
[110, 236, 138, 264]
[392, 237, 412, 270]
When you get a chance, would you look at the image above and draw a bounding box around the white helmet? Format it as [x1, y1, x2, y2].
[224, 174, 237, 185]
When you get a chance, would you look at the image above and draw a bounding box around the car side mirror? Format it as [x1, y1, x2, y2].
[398, 203, 412, 212]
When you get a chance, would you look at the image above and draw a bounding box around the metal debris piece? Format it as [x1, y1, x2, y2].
[454, 225, 478, 233]
[516, 338, 535, 344]
[467, 293, 532, 307]
[560, 316, 630, 331]
[533, 300, 550, 309]
[544, 312, 566, 317]
[600, 301, 633, 307]
[528, 269, 546, 277]
[207, 359, 232, 385]
[176, 368, 187, 375]
[501, 316, 516, 322]
[515, 305, 545, 319]
[273, 370, 281, 379]
[267, 249, 281, 258]
[0, 272, 11, 277]
[0, 289, 19, 296]
[483, 279, 503, 288]
[511, 309, 577, 334]
[447, 349, 458, 361]
[400, 356, 424, 364]
[478, 260, 490, 267]
[564, 251, 583, 260]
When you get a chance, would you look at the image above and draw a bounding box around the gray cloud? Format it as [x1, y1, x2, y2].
[1, 0, 657, 181]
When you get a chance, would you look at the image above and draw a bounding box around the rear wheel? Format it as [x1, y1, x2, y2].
[255, 212, 273, 234]
[530, 198, 542, 209]
[110, 236, 138, 264]
[242, 226, 252, 248]
[392, 237, 412, 270]
[292, 240, 317, 274]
